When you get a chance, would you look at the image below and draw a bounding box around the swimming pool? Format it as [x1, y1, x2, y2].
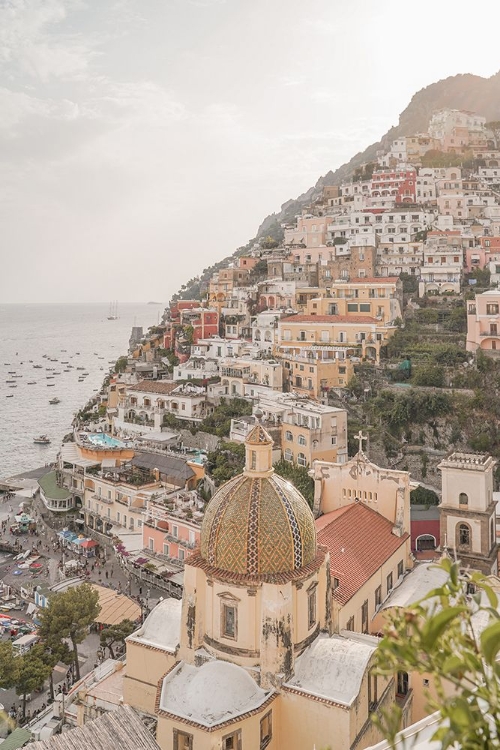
[87, 433, 126, 448]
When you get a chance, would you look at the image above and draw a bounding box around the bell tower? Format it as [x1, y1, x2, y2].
[438, 452, 498, 575]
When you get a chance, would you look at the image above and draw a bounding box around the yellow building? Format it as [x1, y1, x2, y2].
[306, 277, 403, 325]
[276, 343, 353, 396]
[278, 313, 395, 363]
[123, 427, 395, 750]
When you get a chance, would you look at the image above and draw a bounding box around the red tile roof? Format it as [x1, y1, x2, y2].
[281, 315, 379, 324]
[316, 504, 409, 605]
[129, 380, 177, 394]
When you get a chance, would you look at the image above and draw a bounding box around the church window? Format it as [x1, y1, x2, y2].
[397, 671, 409, 696]
[459, 523, 471, 547]
[173, 729, 193, 750]
[308, 586, 317, 629]
[222, 603, 237, 640]
[361, 600, 369, 634]
[459, 492, 468, 506]
[386, 572, 393, 594]
[260, 711, 272, 749]
[222, 729, 242, 750]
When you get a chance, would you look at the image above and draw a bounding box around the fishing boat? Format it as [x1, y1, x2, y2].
[107, 301, 118, 320]
[33, 435, 50, 445]
[49, 397, 61, 404]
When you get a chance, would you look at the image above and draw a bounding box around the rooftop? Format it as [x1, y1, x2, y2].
[24, 705, 160, 750]
[38, 471, 70, 500]
[131, 452, 195, 482]
[316, 504, 409, 605]
[92, 584, 141, 626]
[127, 598, 181, 652]
[129, 380, 177, 395]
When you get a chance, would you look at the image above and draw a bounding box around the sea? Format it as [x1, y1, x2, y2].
[0, 303, 165, 478]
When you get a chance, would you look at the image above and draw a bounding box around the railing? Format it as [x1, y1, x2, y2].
[480, 331, 500, 337]
[92, 494, 113, 505]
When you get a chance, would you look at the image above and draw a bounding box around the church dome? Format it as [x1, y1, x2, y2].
[200, 424, 317, 577]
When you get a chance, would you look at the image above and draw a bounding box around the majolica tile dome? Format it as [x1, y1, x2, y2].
[200, 424, 317, 576]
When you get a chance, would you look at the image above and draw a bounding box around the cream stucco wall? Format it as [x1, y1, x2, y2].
[123, 642, 177, 714]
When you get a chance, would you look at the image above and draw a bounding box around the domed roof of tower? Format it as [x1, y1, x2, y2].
[200, 427, 316, 577]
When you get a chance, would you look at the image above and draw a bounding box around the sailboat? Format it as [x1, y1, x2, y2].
[107, 301, 119, 320]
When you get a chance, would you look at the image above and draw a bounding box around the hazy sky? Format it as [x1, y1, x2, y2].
[1, 0, 499, 303]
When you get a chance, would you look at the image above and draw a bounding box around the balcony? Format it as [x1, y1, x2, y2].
[480, 330, 500, 337]
[92, 494, 113, 504]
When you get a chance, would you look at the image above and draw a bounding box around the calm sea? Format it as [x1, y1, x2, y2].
[0, 303, 164, 478]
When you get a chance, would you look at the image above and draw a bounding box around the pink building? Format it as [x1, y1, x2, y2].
[467, 290, 500, 356]
[142, 501, 201, 563]
[284, 215, 329, 248]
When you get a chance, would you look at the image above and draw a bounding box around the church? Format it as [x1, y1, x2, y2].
[122, 425, 400, 750]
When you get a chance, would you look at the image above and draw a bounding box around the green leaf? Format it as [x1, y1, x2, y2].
[441, 655, 464, 677]
[480, 620, 500, 666]
[421, 607, 465, 649]
[479, 582, 499, 610]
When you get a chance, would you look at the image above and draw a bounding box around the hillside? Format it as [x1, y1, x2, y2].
[173, 70, 500, 303]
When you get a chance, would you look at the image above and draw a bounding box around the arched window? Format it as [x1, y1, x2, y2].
[264, 331, 272, 342]
[284, 448, 293, 462]
[298, 434, 307, 446]
[255, 330, 261, 341]
[459, 492, 468, 506]
[285, 431, 293, 442]
[458, 523, 471, 547]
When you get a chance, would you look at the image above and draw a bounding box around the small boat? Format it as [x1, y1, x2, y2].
[82, 372, 89, 376]
[13, 374, 22, 378]
[34, 435, 50, 444]
[75, 352, 80, 355]
[33, 364, 42, 369]
[6, 379, 15, 383]
[6, 394, 13, 398]
[4, 363, 11, 365]
[49, 397, 61, 404]
[76, 367, 84, 371]
[78, 378, 85, 382]
[29, 360, 33, 363]
[47, 383, 56, 387]
[27, 381, 37, 385]
[61, 349, 67, 352]
[9, 385, 17, 388]
[64, 369, 70, 372]
[8, 371, 16, 374]
[46, 376, 54, 379]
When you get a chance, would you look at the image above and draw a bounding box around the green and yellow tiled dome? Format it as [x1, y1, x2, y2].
[200, 425, 317, 576]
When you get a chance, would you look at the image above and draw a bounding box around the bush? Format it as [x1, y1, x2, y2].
[410, 485, 439, 506]
[273, 460, 314, 508]
[412, 365, 446, 388]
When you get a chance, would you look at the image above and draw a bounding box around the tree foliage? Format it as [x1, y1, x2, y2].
[273, 459, 314, 508]
[38, 583, 100, 681]
[374, 559, 500, 749]
[100, 619, 136, 659]
[200, 398, 253, 437]
[410, 485, 439, 506]
[206, 441, 246, 486]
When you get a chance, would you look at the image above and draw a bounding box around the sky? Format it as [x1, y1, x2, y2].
[0, 0, 499, 304]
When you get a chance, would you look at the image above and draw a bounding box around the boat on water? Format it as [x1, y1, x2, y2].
[6, 394, 13, 398]
[33, 364, 42, 369]
[27, 381, 37, 385]
[49, 397, 61, 404]
[107, 300, 119, 320]
[47, 383, 56, 387]
[76, 367, 85, 371]
[8, 371, 16, 374]
[6, 379, 15, 383]
[34, 435, 50, 445]
[9, 385, 17, 388]
[46, 376, 54, 379]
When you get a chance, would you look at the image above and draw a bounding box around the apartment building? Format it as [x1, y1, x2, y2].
[219, 356, 283, 397]
[306, 277, 403, 324]
[276, 343, 353, 397]
[418, 231, 463, 295]
[467, 289, 500, 356]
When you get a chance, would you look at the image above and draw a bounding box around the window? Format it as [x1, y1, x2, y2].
[308, 586, 317, 629]
[179, 549, 185, 561]
[346, 616, 354, 631]
[251, 451, 257, 470]
[347, 303, 359, 312]
[173, 729, 193, 750]
[222, 602, 237, 639]
[361, 599, 369, 634]
[284, 448, 293, 462]
[298, 434, 306, 446]
[368, 672, 378, 711]
[458, 523, 471, 547]
[333, 577, 340, 591]
[459, 492, 468, 506]
[375, 585, 382, 608]
[360, 303, 371, 312]
[222, 730, 241, 750]
[260, 711, 272, 749]
[397, 671, 409, 697]
[285, 430, 293, 442]
[172, 525, 178, 538]
[387, 572, 393, 594]
[163, 543, 170, 557]
[148, 537, 154, 551]
[189, 530, 196, 545]
[398, 560, 404, 578]
[297, 453, 307, 467]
